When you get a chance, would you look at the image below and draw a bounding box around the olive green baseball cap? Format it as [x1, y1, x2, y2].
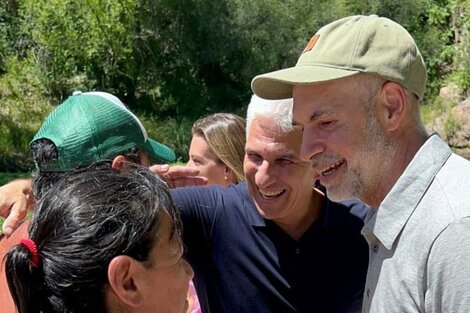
[252, 15, 427, 100]
[32, 91, 175, 172]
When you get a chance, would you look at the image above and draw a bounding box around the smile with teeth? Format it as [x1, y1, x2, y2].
[319, 160, 344, 176]
[259, 189, 285, 199]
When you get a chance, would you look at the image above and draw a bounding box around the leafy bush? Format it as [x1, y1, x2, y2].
[444, 111, 462, 138]
[444, 0, 470, 92]
[18, 0, 138, 99]
[421, 96, 447, 126]
[139, 115, 193, 162]
[0, 172, 30, 186]
[3, 0, 470, 169]
[0, 56, 52, 172]
[0, 1, 20, 74]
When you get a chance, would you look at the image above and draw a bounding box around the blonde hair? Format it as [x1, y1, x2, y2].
[192, 113, 246, 183]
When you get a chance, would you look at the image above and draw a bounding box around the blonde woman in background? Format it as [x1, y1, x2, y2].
[185, 113, 246, 313]
[187, 113, 246, 186]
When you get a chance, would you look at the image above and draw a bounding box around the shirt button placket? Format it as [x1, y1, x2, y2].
[373, 244, 379, 253]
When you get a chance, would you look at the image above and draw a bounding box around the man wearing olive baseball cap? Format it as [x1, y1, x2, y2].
[253, 15, 470, 313]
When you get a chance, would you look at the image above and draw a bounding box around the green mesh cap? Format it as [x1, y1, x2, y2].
[32, 91, 175, 172]
[252, 15, 427, 100]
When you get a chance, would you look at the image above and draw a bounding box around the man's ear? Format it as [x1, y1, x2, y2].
[377, 82, 406, 132]
[107, 255, 143, 307]
[111, 155, 127, 169]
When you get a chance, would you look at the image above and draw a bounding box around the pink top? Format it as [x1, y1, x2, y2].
[187, 280, 201, 313]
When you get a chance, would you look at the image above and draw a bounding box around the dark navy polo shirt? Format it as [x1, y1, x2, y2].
[171, 182, 368, 313]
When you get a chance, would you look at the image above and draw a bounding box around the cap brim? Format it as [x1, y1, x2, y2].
[251, 65, 360, 100]
[143, 139, 176, 164]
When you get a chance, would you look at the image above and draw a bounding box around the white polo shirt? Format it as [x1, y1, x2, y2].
[362, 134, 470, 313]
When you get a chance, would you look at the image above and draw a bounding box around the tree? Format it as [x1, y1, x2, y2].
[18, 0, 138, 99]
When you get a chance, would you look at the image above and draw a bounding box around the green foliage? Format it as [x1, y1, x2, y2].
[0, 172, 30, 186]
[0, 0, 21, 74]
[18, 0, 138, 98]
[0, 8, 9, 73]
[418, 0, 455, 98]
[134, 0, 334, 118]
[3, 0, 470, 169]
[421, 96, 447, 125]
[444, 111, 462, 138]
[0, 56, 53, 171]
[420, 95, 461, 142]
[139, 115, 193, 162]
[446, 0, 470, 92]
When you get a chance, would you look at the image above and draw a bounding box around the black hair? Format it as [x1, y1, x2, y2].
[4, 166, 182, 313]
[30, 138, 142, 199]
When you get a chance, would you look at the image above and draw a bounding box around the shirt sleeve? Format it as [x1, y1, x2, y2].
[426, 216, 470, 312]
[171, 186, 223, 260]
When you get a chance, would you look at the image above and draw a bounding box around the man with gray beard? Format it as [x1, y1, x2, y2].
[252, 14, 470, 313]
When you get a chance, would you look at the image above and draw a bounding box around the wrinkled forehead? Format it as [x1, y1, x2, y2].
[292, 76, 363, 108]
[246, 118, 302, 156]
[249, 117, 300, 139]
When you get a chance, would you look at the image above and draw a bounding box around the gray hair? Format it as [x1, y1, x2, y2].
[246, 95, 295, 139]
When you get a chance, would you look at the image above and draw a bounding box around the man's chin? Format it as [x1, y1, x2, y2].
[323, 186, 352, 202]
[253, 202, 279, 220]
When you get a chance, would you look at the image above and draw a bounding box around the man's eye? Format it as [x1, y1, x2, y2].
[247, 153, 262, 162]
[278, 159, 293, 165]
[320, 120, 336, 127]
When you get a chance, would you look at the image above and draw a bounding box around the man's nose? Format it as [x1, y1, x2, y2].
[255, 161, 276, 187]
[299, 132, 325, 161]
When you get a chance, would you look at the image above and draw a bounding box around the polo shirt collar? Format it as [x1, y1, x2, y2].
[249, 208, 267, 227]
[321, 197, 350, 229]
[238, 182, 266, 227]
[363, 134, 451, 250]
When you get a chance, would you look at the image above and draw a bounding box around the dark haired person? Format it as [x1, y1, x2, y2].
[0, 91, 179, 312]
[5, 166, 193, 313]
